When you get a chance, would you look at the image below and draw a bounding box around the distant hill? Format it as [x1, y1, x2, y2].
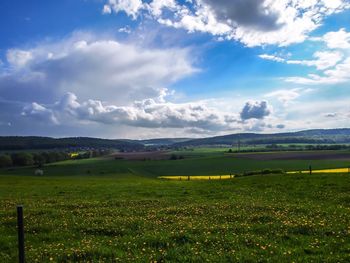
[1, 129, 350, 151]
[172, 129, 350, 147]
[0, 136, 144, 151]
[139, 138, 191, 146]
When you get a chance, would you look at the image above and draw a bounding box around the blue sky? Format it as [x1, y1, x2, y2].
[0, 0, 350, 139]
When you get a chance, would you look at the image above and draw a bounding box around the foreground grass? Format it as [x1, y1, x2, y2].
[1, 165, 350, 262]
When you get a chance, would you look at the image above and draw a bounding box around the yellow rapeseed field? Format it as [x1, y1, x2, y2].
[158, 175, 235, 180]
[70, 153, 79, 158]
[287, 168, 350, 174]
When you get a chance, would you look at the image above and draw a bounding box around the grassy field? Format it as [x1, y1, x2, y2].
[1, 151, 350, 262]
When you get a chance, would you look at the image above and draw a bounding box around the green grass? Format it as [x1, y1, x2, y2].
[172, 146, 265, 157]
[1, 154, 350, 262]
[3, 152, 349, 178]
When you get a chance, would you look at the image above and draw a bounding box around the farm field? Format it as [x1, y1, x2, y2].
[1, 150, 350, 262]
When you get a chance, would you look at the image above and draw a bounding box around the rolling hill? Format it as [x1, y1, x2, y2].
[1, 129, 350, 151]
[172, 128, 350, 147]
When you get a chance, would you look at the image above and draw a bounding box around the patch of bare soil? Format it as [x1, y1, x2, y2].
[235, 151, 350, 161]
[112, 151, 171, 160]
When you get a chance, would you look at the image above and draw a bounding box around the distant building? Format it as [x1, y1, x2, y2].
[34, 169, 44, 176]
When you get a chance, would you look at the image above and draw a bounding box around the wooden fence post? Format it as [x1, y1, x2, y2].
[17, 205, 25, 263]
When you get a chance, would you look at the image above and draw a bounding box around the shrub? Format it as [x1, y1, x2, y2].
[170, 154, 178, 160]
[33, 153, 46, 167]
[242, 168, 285, 177]
[169, 154, 184, 160]
[0, 154, 12, 168]
[11, 153, 34, 166]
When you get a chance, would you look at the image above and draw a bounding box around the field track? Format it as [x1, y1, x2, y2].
[111, 151, 170, 160]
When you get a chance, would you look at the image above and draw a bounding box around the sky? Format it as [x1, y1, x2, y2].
[0, 0, 350, 139]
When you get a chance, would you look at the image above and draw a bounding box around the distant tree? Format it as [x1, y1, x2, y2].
[228, 149, 233, 153]
[56, 152, 69, 162]
[0, 154, 12, 168]
[170, 154, 178, 160]
[41, 152, 51, 163]
[92, 150, 100, 158]
[48, 152, 60, 162]
[169, 154, 184, 160]
[11, 153, 34, 166]
[33, 153, 46, 167]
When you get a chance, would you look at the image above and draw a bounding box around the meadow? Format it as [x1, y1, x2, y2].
[1, 149, 350, 262]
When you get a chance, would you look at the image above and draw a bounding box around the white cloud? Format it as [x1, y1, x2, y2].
[265, 88, 301, 106]
[22, 102, 59, 125]
[6, 89, 349, 138]
[22, 92, 242, 131]
[287, 51, 343, 70]
[260, 51, 344, 70]
[285, 57, 350, 84]
[102, 4, 112, 14]
[0, 34, 196, 104]
[262, 28, 350, 85]
[104, 0, 143, 19]
[19, 91, 291, 135]
[322, 28, 350, 49]
[103, 0, 350, 47]
[147, 0, 179, 17]
[6, 49, 33, 68]
[259, 54, 285, 62]
[118, 26, 131, 34]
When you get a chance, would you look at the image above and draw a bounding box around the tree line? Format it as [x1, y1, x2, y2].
[0, 149, 112, 168]
[0, 136, 144, 151]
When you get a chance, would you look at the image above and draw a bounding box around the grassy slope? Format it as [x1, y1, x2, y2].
[2, 155, 350, 178]
[1, 154, 350, 262]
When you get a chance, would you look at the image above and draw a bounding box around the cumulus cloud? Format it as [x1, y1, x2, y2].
[240, 101, 272, 120]
[19, 92, 289, 136]
[201, 0, 283, 32]
[103, 0, 143, 19]
[21, 92, 241, 131]
[319, 28, 350, 49]
[103, 0, 350, 47]
[0, 34, 196, 104]
[22, 102, 59, 125]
